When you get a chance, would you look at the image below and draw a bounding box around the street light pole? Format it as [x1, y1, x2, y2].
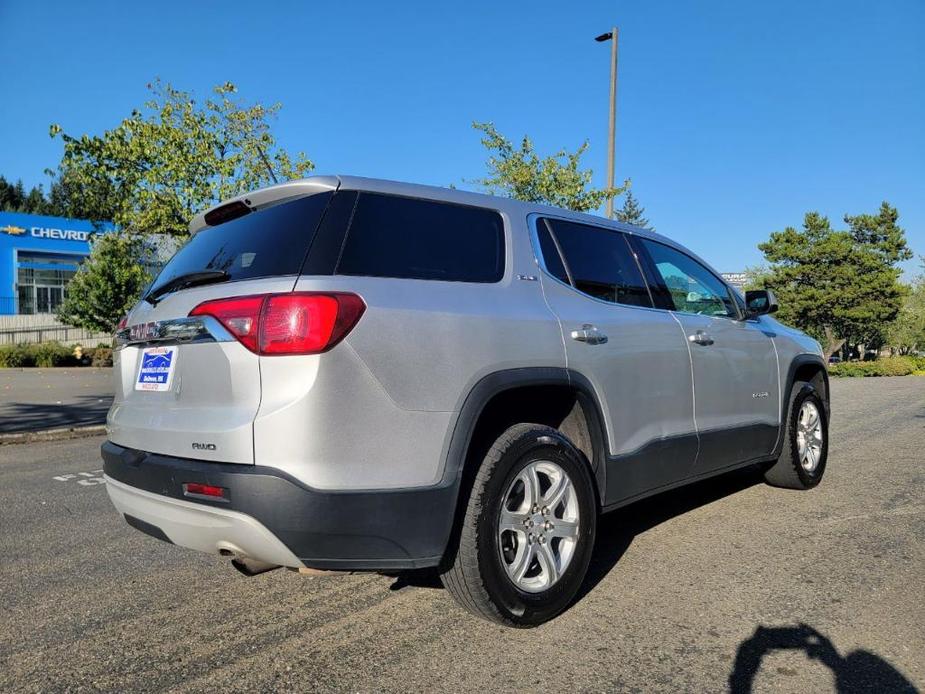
[595, 27, 618, 219]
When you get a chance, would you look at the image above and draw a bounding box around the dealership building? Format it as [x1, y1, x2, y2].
[721, 272, 748, 292]
[0, 211, 112, 315]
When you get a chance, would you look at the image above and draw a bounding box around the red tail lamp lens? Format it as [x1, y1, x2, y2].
[189, 292, 365, 355]
[189, 295, 264, 352]
[183, 482, 226, 499]
[260, 294, 338, 354]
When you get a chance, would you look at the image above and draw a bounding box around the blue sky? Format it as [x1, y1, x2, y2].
[1, 0, 922, 274]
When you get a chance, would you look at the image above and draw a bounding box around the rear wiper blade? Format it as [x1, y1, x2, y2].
[143, 270, 229, 305]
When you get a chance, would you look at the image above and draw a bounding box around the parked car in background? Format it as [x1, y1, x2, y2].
[102, 176, 830, 626]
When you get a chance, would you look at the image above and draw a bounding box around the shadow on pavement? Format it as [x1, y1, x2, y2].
[392, 465, 768, 598]
[729, 623, 917, 693]
[0, 395, 112, 434]
[575, 465, 765, 603]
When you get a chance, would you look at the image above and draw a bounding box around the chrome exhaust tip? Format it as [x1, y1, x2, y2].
[230, 556, 281, 576]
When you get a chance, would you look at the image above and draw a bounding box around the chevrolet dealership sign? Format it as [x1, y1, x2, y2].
[1, 224, 93, 242]
[1, 211, 114, 316]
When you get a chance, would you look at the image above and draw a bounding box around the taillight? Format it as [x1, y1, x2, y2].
[190, 295, 263, 352]
[116, 315, 128, 332]
[182, 482, 227, 500]
[189, 292, 365, 355]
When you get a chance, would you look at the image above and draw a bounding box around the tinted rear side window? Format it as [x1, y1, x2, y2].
[300, 190, 358, 276]
[536, 219, 570, 284]
[543, 218, 651, 308]
[151, 192, 332, 293]
[336, 193, 504, 282]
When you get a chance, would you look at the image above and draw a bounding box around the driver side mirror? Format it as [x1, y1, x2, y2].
[744, 289, 778, 318]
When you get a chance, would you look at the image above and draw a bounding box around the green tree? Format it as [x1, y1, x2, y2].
[0, 175, 54, 214]
[614, 189, 652, 229]
[757, 203, 912, 359]
[49, 80, 314, 235]
[0, 177, 26, 211]
[888, 259, 925, 355]
[56, 233, 154, 333]
[471, 122, 626, 212]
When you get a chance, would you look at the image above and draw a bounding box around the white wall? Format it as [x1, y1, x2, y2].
[0, 314, 110, 345]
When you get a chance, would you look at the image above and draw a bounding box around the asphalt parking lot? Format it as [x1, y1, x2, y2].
[0, 368, 112, 434]
[1, 377, 922, 692]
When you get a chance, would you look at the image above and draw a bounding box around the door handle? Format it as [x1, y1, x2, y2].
[688, 330, 714, 346]
[571, 324, 608, 345]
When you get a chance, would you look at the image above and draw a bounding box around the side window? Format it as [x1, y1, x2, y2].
[636, 238, 738, 318]
[301, 190, 358, 275]
[541, 218, 651, 308]
[336, 193, 504, 282]
[535, 219, 570, 284]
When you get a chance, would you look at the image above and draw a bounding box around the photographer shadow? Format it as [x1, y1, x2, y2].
[729, 623, 917, 693]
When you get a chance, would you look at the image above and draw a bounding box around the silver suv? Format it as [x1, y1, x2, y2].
[103, 175, 829, 627]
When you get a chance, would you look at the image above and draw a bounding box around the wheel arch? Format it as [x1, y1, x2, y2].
[787, 355, 829, 413]
[438, 367, 608, 564]
[773, 353, 829, 459]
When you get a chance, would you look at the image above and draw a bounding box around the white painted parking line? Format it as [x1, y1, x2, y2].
[52, 469, 106, 486]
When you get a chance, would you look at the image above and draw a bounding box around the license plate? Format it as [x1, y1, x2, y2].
[135, 346, 178, 392]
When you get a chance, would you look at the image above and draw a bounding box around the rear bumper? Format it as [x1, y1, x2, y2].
[102, 441, 456, 570]
[105, 476, 304, 567]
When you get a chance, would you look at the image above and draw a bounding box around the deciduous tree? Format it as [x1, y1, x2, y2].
[56, 233, 154, 333]
[49, 80, 314, 235]
[888, 259, 925, 355]
[471, 122, 625, 212]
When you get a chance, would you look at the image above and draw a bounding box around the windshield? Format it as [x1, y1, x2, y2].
[147, 192, 333, 298]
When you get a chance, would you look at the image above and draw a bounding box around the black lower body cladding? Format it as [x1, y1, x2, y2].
[101, 441, 456, 570]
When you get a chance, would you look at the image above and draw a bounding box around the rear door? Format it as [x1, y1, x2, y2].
[108, 189, 335, 464]
[632, 236, 780, 473]
[533, 217, 698, 505]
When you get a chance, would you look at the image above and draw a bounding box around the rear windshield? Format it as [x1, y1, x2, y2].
[148, 192, 332, 294]
[336, 192, 505, 283]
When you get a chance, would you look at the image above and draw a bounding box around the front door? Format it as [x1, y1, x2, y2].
[632, 237, 780, 474]
[34, 286, 65, 314]
[533, 217, 698, 505]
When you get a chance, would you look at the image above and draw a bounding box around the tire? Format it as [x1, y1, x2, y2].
[764, 381, 828, 489]
[440, 423, 597, 627]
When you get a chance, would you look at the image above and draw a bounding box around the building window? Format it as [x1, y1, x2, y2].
[16, 253, 79, 315]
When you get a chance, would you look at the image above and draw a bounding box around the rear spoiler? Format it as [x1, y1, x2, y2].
[189, 176, 341, 235]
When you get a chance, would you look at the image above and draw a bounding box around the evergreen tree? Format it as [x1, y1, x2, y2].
[757, 203, 912, 358]
[0, 175, 55, 214]
[615, 189, 652, 229]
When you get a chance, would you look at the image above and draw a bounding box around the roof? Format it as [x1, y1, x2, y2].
[189, 174, 724, 281]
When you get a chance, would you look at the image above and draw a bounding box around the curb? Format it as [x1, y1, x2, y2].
[0, 424, 107, 445]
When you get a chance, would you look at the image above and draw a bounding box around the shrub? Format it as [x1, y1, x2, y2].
[86, 346, 114, 367]
[0, 344, 34, 368]
[30, 342, 77, 368]
[828, 357, 919, 377]
[911, 356, 925, 376]
[0, 342, 83, 368]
